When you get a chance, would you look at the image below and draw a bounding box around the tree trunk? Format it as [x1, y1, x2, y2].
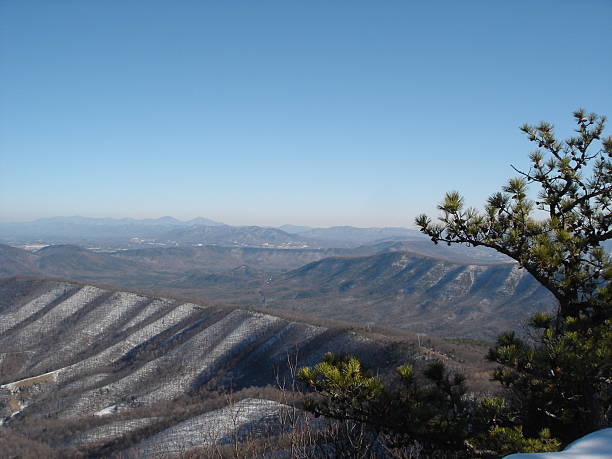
[583, 384, 607, 434]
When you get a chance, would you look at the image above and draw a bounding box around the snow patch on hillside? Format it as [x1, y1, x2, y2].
[130, 398, 292, 456]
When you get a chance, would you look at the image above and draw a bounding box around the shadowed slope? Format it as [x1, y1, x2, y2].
[262, 252, 555, 339]
[0, 277, 414, 421]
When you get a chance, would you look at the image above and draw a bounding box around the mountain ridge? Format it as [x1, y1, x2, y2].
[260, 251, 554, 339]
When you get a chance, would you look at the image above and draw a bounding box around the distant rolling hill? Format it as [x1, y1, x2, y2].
[115, 244, 372, 272]
[157, 225, 313, 248]
[0, 245, 40, 277]
[35, 245, 144, 274]
[278, 225, 425, 248]
[3, 243, 355, 275]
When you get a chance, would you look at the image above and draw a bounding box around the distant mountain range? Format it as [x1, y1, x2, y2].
[0, 216, 223, 245]
[0, 216, 425, 249]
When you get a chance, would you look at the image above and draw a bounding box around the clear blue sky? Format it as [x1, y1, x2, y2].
[1, 0, 610, 227]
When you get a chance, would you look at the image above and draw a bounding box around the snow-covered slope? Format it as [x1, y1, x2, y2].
[0, 278, 386, 421]
[129, 398, 294, 456]
[0, 276, 418, 455]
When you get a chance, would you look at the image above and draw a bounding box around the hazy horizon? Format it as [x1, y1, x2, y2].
[2, 1, 611, 227]
[0, 214, 424, 229]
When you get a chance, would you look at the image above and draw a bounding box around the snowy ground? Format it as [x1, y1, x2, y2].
[505, 428, 612, 459]
[129, 398, 294, 456]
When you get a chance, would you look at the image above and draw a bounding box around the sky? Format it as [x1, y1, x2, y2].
[1, 0, 611, 227]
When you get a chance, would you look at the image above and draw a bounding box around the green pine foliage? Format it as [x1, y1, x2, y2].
[473, 426, 561, 456]
[417, 110, 611, 442]
[299, 353, 544, 456]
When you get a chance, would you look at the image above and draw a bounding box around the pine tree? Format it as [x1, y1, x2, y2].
[299, 353, 489, 455]
[416, 109, 612, 440]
